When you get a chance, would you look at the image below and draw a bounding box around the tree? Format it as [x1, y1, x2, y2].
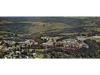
[5, 43, 9, 48]
[0, 53, 4, 58]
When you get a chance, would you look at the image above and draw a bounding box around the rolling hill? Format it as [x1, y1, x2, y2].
[0, 17, 100, 36]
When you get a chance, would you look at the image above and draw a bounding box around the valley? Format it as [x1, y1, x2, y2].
[0, 17, 100, 58]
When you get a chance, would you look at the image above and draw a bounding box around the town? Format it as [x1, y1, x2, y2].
[1, 31, 100, 58]
[1, 17, 100, 58]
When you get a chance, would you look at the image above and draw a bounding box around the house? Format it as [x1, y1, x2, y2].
[64, 41, 80, 48]
[25, 39, 35, 45]
[41, 36, 47, 40]
[18, 42, 26, 46]
[18, 39, 35, 46]
[77, 36, 87, 41]
[78, 41, 89, 48]
[16, 51, 21, 54]
[9, 52, 15, 56]
[41, 36, 59, 42]
[26, 56, 29, 59]
[56, 41, 64, 47]
[87, 36, 100, 42]
[33, 53, 38, 57]
[4, 40, 16, 46]
[42, 42, 54, 48]
[0, 45, 3, 49]
[0, 41, 2, 45]
[41, 36, 60, 48]
[34, 42, 38, 45]
[3, 47, 13, 50]
[10, 41, 16, 46]
[82, 44, 89, 48]
[93, 36, 100, 38]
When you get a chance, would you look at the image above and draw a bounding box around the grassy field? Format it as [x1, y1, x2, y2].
[59, 33, 78, 35]
[94, 28, 100, 31]
[62, 39, 75, 41]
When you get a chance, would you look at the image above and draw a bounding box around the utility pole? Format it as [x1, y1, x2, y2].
[45, 22, 52, 58]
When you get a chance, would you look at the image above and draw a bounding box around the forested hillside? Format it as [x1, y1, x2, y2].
[0, 17, 100, 35]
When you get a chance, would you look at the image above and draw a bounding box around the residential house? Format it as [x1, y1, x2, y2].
[4, 40, 16, 46]
[77, 36, 87, 41]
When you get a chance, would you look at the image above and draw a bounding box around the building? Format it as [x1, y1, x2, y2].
[77, 36, 87, 41]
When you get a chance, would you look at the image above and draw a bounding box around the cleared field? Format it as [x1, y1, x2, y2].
[87, 36, 100, 41]
[0, 31, 12, 34]
[80, 32, 88, 34]
[29, 49, 47, 52]
[59, 33, 78, 35]
[62, 39, 75, 41]
[18, 22, 73, 34]
[17, 34, 25, 37]
[94, 28, 100, 31]
[0, 35, 3, 38]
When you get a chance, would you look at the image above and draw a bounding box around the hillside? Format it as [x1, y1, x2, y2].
[1, 17, 100, 58]
[0, 17, 100, 36]
[3, 17, 100, 26]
